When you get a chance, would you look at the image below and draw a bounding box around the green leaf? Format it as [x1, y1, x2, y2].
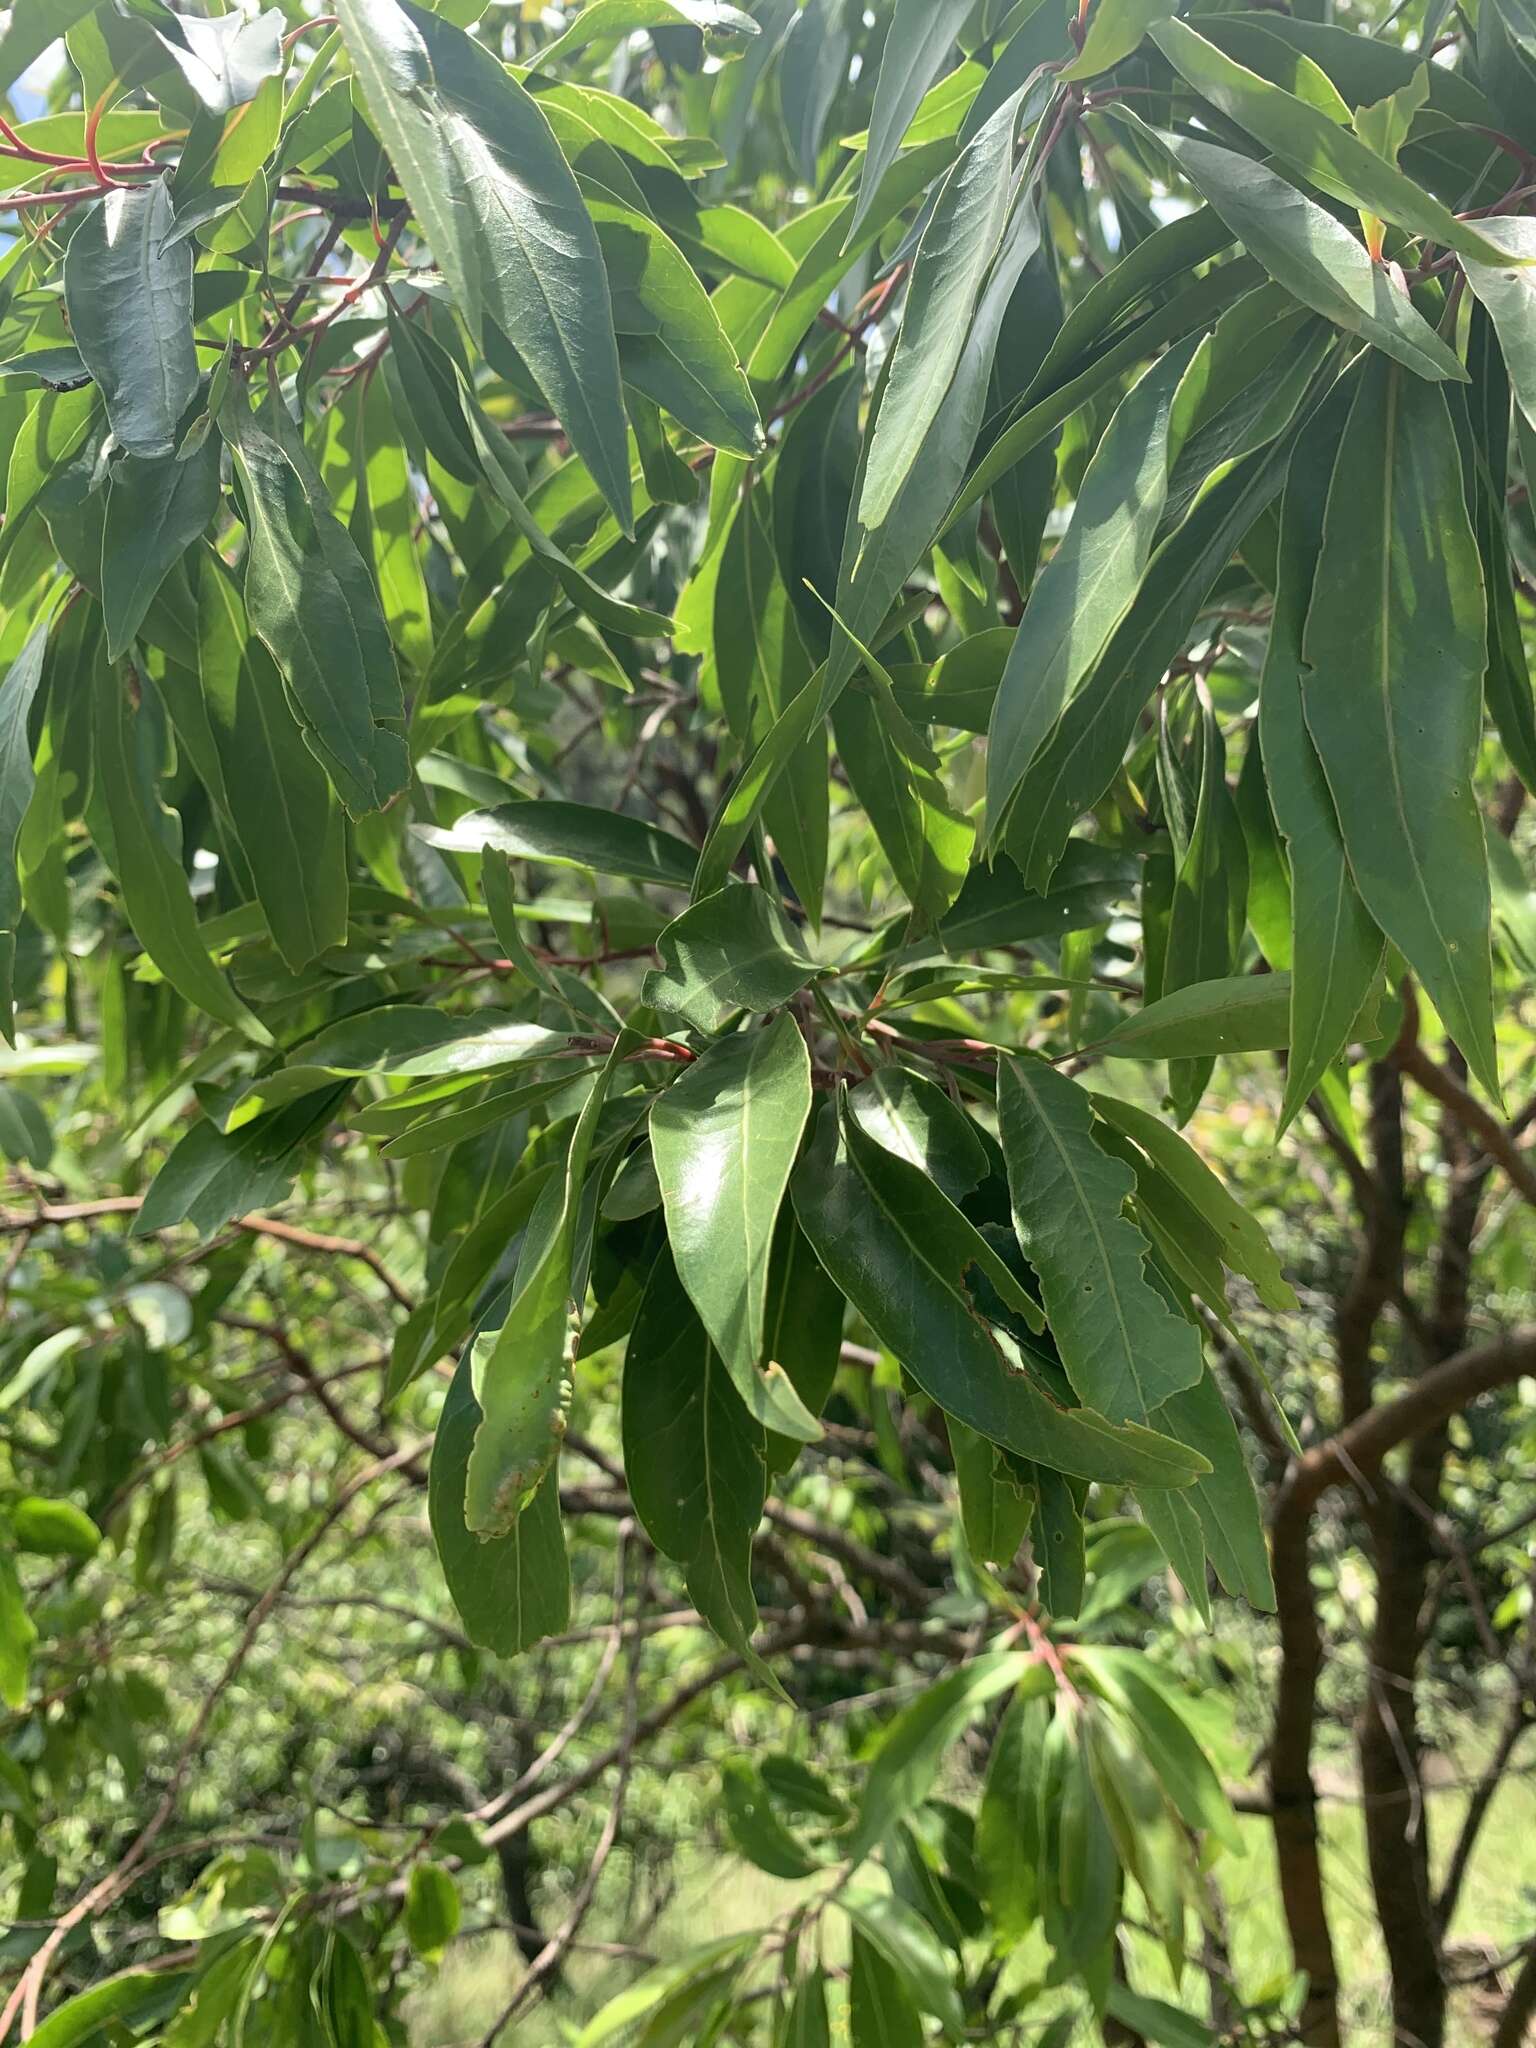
[0, 0, 99, 95]
[416, 799, 696, 888]
[986, 336, 1197, 837]
[622, 1247, 767, 1660]
[858, 91, 1023, 530]
[1064, 0, 1175, 82]
[404, 1862, 461, 1957]
[950, 1420, 1036, 1570]
[848, 1931, 922, 2048]
[650, 1013, 818, 1439]
[1259, 389, 1385, 1133]
[1151, 1368, 1277, 1609]
[845, 1066, 988, 1205]
[101, 440, 222, 663]
[1131, 122, 1467, 384]
[1089, 1095, 1295, 1312]
[463, 1045, 619, 1535]
[1096, 967, 1364, 1060]
[848, 1651, 1033, 1863]
[135, 1088, 349, 1238]
[11, 1496, 100, 1559]
[335, 0, 633, 531]
[840, 1887, 963, 2033]
[591, 197, 762, 457]
[721, 1756, 819, 1878]
[284, 1007, 568, 1084]
[997, 1057, 1204, 1424]
[833, 678, 974, 921]
[90, 664, 270, 1045]
[0, 620, 51, 1043]
[977, 1690, 1049, 1936]
[572, 1940, 756, 2048]
[643, 884, 818, 1035]
[1300, 357, 1498, 1100]
[1150, 17, 1517, 268]
[847, 0, 973, 244]
[0, 1547, 34, 1708]
[29, 1973, 166, 2048]
[155, 8, 284, 113]
[428, 1351, 569, 1655]
[780, 1969, 831, 2048]
[222, 385, 408, 821]
[1462, 216, 1536, 435]
[791, 1104, 1209, 1488]
[529, 0, 758, 73]
[63, 181, 197, 459]
[194, 549, 350, 975]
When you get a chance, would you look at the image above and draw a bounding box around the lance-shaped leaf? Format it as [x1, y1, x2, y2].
[846, 1065, 988, 1205]
[1132, 122, 1467, 384]
[192, 550, 348, 975]
[791, 1104, 1207, 1488]
[154, 7, 284, 113]
[644, 884, 818, 1034]
[833, 680, 973, 921]
[463, 1050, 617, 1536]
[1064, 0, 1175, 80]
[858, 89, 1022, 530]
[429, 1354, 569, 1655]
[1461, 216, 1536, 435]
[91, 664, 270, 1046]
[416, 799, 696, 888]
[997, 1057, 1203, 1424]
[63, 181, 197, 459]
[0, 622, 50, 1043]
[335, 0, 632, 532]
[222, 386, 408, 820]
[986, 336, 1198, 839]
[101, 439, 222, 662]
[1259, 391, 1384, 1133]
[529, 0, 758, 72]
[847, 0, 974, 243]
[590, 197, 762, 458]
[1093, 973, 1302, 1059]
[1151, 1368, 1275, 1610]
[1462, 306, 1536, 799]
[1300, 358, 1499, 1100]
[1090, 1094, 1296, 1312]
[1149, 17, 1515, 267]
[650, 1013, 818, 1440]
[1004, 438, 1292, 892]
[622, 1247, 767, 1659]
[848, 1651, 1035, 1862]
[134, 1088, 349, 1239]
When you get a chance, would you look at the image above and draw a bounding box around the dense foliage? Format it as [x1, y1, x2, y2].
[2, 0, 1536, 2040]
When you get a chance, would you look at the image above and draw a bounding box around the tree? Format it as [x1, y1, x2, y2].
[1, 0, 1535, 2040]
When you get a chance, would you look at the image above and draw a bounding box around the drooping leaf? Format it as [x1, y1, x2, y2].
[335, 0, 633, 531]
[1300, 357, 1498, 1100]
[997, 1058, 1204, 1424]
[428, 1352, 569, 1655]
[858, 89, 1023, 530]
[791, 1103, 1208, 1488]
[416, 799, 696, 888]
[463, 1049, 618, 1537]
[222, 384, 408, 821]
[986, 336, 1198, 838]
[0, 620, 51, 1043]
[622, 1247, 767, 1660]
[101, 439, 222, 663]
[1258, 387, 1385, 1133]
[650, 1012, 817, 1439]
[63, 180, 197, 459]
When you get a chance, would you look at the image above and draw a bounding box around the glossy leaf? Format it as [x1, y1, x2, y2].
[1301, 358, 1498, 1099]
[651, 1013, 817, 1439]
[63, 181, 197, 459]
[644, 884, 817, 1035]
[335, 0, 633, 530]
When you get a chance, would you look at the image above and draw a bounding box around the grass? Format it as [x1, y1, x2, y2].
[404, 1713, 1536, 2046]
